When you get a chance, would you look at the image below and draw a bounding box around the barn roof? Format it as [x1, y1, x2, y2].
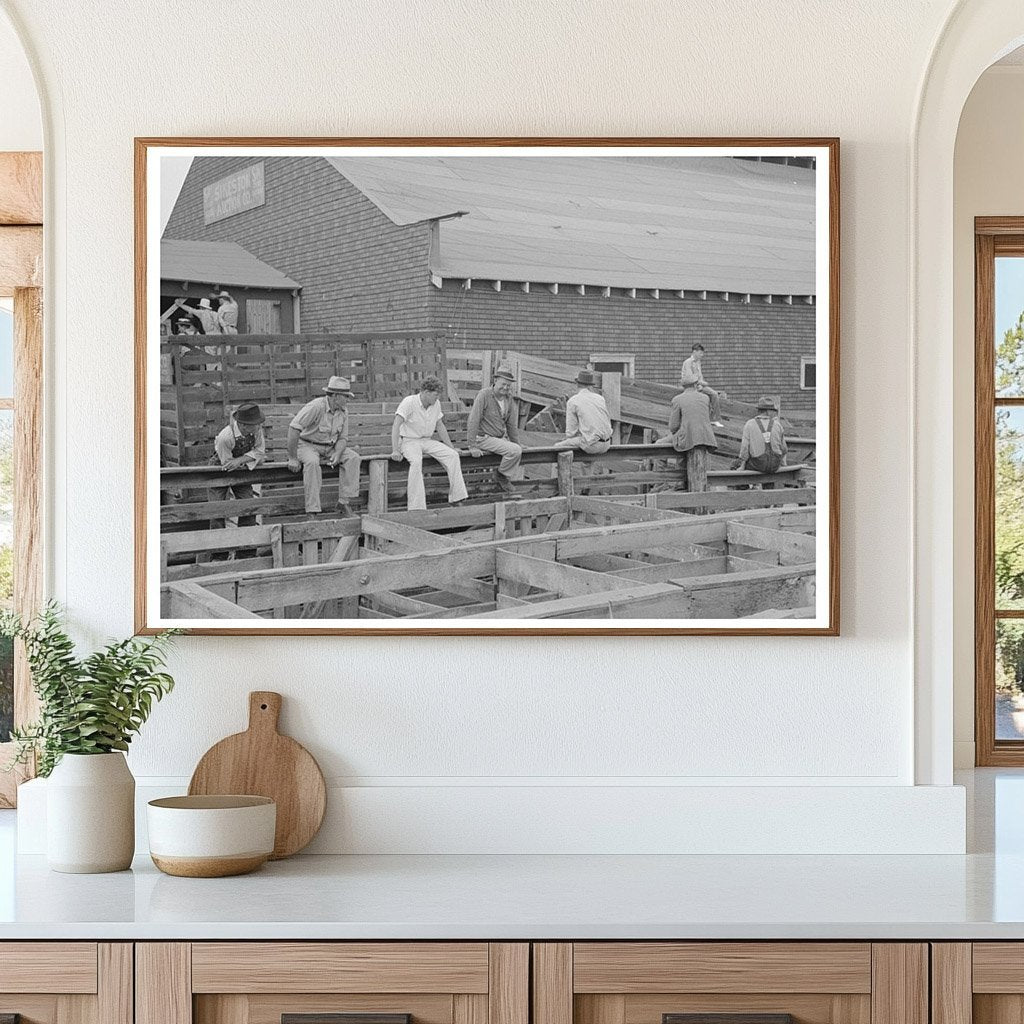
[326, 156, 816, 296]
[160, 239, 301, 290]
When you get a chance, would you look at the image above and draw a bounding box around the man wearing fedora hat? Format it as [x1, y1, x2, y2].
[732, 395, 788, 474]
[555, 369, 614, 455]
[466, 363, 523, 493]
[287, 376, 362, 516]
[208, 402, 268, 529]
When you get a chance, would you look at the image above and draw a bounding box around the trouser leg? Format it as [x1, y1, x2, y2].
[400, 439, 427, 511]
[207, 484, 229, 531]
[701, 385, 721, 421]
[419, 438, 468, 502]
[336, 447, 361, 502]
[296, 441, 324, 512]
[475, 435, 523, 479]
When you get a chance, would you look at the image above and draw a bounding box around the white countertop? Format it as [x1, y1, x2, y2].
[0, 769, 1021, 941]
[0, 849, 1022, 940]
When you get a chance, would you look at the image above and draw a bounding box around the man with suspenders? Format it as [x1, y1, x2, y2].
[733, 396, 788, 473]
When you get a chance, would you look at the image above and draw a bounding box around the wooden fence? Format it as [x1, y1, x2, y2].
[161, 330, 447, 465]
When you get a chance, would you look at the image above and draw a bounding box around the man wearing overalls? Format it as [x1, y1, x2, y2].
[209, 402, 267, 528]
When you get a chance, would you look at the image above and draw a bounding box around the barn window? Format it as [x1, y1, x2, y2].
[589, 353, 635, 378]
[800, 357, 816, 390]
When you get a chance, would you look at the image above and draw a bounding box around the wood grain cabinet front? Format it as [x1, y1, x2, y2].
[0, 943, 132, 1024]
[136, 944, 529, 1024]
[532, 944, 929, 1024]
[932, 943, 1024, 1024]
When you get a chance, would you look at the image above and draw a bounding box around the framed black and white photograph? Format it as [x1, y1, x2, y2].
[135, 137, 839, 635]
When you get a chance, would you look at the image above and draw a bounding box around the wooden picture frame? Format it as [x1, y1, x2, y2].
[136, 137, 840, 636]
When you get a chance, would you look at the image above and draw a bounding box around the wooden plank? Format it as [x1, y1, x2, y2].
[972, 944, 1024, 991]
[162, 524, 272, 555]
[668, 564, 815, 619]
[572, 943, 871, 994]
[454, 995, 488, 1024]
[930, 944, 971, 1024]
[534, 944, 573, 1024]
[466, 582, 690, 619]
[489, 943, 529, 1024]
[572, 495, 688, 523]
[191, 942, 489, 993]
[98, 944, 133, 1024]
[0, 153, 42, 225]
[726, 521, 816, 565]
[163, 581, 262, 619]
[0, 226, 42, 294]
[612, 556, 730, 583]
[654, 488, 816, 512]
[575, 996, 625, 1024]
[136, 944, 191, 1024]
[496, 549, 639, 598]
[870, 945, 928, 1024]
[0, 943, 97, 993]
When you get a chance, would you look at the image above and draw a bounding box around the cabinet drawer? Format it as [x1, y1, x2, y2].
[139, 943, 528, 1024]
[0, 942, 98, 994]
[191, 943, 491, 994]
[0, 943, 130, 1024]
[533, 943, 925, 1024]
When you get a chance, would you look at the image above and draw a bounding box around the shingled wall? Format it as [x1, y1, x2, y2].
[163, 156, 432, 334]
[430, 279, 818, 413]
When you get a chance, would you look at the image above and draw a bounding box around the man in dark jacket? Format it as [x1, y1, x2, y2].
[467, 363, 523, 493]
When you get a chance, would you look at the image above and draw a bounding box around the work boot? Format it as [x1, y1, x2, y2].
[495, 473, 514, 494]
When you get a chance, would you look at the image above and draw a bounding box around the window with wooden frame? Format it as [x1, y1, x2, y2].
[0, 152, 44, 806]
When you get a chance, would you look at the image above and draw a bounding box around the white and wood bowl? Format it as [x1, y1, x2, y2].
[147, 795, 276, 877]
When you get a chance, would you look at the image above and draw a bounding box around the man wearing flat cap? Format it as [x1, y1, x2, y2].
[467, 362, 523, 494]
[732, 395, 788, 474]
[208, 402, 267, 529]
[287, 376, 361, 516]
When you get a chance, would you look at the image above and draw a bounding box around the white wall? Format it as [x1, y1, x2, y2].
[0, 0, 973, 852]
[0, 8, 39, 151]
[952, 66, 1024, 767]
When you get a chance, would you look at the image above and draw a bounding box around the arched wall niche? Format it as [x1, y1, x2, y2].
[914, 1, 1024, 785]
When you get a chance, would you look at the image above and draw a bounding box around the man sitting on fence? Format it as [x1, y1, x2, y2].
[555, 369, 613, 455]
[287, 375, 362, 517]
[209, 402, 267, 530]
[732, 396, 788, 474]
[467, 362, 523, 495]
[390, 376, 468, 512]
[668, 378, 718, 486]
[680, 343, 724, 426]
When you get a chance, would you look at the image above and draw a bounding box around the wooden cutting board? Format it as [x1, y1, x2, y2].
[188, 691, 326, 859]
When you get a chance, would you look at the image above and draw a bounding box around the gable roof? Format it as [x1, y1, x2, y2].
[160, 238, 301, 290]
[326, 155, 816, 296]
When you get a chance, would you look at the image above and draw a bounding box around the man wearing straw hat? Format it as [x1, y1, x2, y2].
[467, 362, 523, 494]
[287, 376, 362, 516]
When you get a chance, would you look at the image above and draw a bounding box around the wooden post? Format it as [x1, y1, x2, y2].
[368, 459, 389, 515]
[602, 371, 622, 444]
[494, 501, 507, 540]
[556, 450, 574, 498]
[685, 445, 708, 493]
[481, 349, 493, 390]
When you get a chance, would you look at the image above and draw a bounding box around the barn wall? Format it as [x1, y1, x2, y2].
[164, 156, 432, 333]
[432, 279, 817, 412]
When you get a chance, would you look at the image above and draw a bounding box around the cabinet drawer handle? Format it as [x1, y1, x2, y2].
[664, 1016, 794, 1024]
[283, 1015, 411, 1024]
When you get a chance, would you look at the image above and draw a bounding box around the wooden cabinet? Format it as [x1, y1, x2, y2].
[0, 943, 132, 1024]
[932, 943, 1022, 1024]
[136, 944, 528, 1024]
[532, 944, 928, 1024]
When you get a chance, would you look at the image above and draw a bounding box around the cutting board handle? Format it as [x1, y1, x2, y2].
[248, 691, 282, 734]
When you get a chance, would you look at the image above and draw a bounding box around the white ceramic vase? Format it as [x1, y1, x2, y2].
[46, 752, 135, 873]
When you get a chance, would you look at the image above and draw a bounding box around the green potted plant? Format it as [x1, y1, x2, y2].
[2, 603, 178, 873]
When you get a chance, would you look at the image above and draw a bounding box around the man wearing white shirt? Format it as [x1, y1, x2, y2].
[390, 376, 468, 511]
[555, 369, 614, 454]
[208, 402, 267, 529]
